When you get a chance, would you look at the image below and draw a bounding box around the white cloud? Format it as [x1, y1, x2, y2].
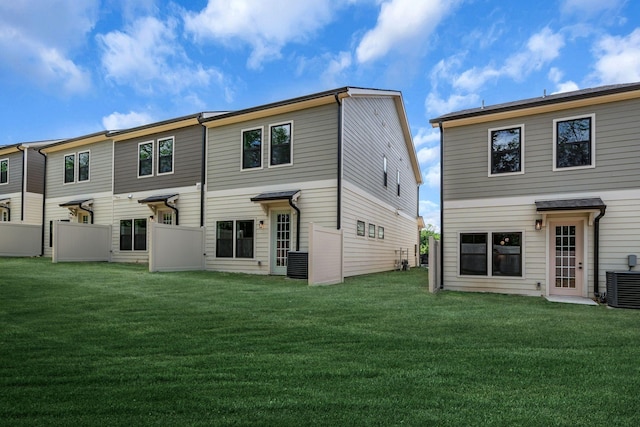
[561, 0, 625, 18]
[548, 67, 579, 94]
[98, 16, 227, 97]
[591, 29, 640, 85]
[426, 92, 480, 117]
[356, 0, 459, 63]
[0, 0, 97, 94]
[413, 127, 440, 148]
[419, 199, 440, 232]
[184, 0, 336, 69]
[417, 146, 439, 166]
[321, 51, 353, 86]
[102, 111, 155, 130]
[424, 162, 441, 188]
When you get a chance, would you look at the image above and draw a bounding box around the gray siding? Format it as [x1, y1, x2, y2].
[207, 103, 338, 190]
[46, 139, 113, 198]
[26, 148, 45, 194]
[444, 98, 640, 201]
[1, 151, 22, 194]
[342, 96, 417, 214]
[114, 125, 203, 194]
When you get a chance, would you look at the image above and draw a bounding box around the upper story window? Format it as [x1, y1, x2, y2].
[0, 158, 7, 184]
[63, 151, 90, 184]
[242, 127, 263, 170]
[138, 141, 154, 177]
[383, 156, 387, 187]
[157, 137, 174, 175]
[270, 122, 292, 167]
[554, 114, 595, 170]
[489, 125, 523, 176]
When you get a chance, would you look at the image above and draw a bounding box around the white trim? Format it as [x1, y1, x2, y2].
[156, 136, 175, 176]
[544, 217, 589, 298]
[487, 124, 525, 177]
[240, 126, 264, 171]
[552, 113, 596, 171]
[457, 230, 526, 280]
[214, 218, 257, 260]
[268, 121, 293, 168]
[137, 140, 155, 178]
[0, 158, 8, 185]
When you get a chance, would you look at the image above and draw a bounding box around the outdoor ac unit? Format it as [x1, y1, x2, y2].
[287, 251, 308, 280]
[606, 271, 640, 309]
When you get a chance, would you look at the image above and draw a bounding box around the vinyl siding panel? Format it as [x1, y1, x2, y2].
[444, 98, 640, 201]
[46, 139, 113, 198]
[206, 104, 338, 191]
[342, 96, 417, 214]
[0, 191, 20, 222]
[23, 192, 43, 224]
[342, 182, 419, 277]
[25, 148, 45, 194]
[114, 125, 203, 194]
[1, 152, 22, 194]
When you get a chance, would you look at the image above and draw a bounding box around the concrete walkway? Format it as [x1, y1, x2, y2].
[545, 295, 599, 305]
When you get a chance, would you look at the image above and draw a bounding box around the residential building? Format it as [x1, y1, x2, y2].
[430, 82, 640, 299]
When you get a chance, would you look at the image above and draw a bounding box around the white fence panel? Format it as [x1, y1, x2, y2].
[308, 223, 343, 286]
[149, 223, 205, 272]
[0, 223, 41, 257]
[52, 222, 112, 262]
[428, 236, 441, 293]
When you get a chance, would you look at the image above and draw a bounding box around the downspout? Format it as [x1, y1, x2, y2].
[200, 122, 206, 228]
[438, 121, 444, 289]
[17, 145, 25, 221]
[334, 93, 342, 230]
[594, 206, 606, 299]
[288, 196, 301, 251]
[37, 148, 47, 256]
[164, 201, 179, 226]
[77, 204, 94, 225]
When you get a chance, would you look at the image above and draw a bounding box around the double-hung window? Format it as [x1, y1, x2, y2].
[242, 128, 263, 170]
[157, 137, 174, 175]
[270, 122, 292, 166]
[138, 141, 154, 177]
[459, 232, 522, 277]
[120, 218, 147, 251]
[489, 125, 523, 175]
[216, 220, 255, 258]
[78, 151, 90, 182]
[554, 114, 595, 170]
[0, 159, 8, 184]
[64, 154, 75, 184]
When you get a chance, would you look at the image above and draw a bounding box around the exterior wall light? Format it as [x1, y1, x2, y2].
[259, 220, 265, 229]
[535, 219, 543, 231]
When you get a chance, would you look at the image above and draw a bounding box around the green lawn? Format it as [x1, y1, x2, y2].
[1, 258, 639, 426]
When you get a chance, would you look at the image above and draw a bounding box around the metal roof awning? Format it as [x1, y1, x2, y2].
[0, 198, 10, 208]
[250, 190, 300, 203]
[138, 194, 179, 204]
[535, 197, 606, 226]
[59, 199, 94, 224]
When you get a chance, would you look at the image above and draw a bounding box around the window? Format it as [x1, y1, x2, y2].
[368, 223, 376, 238]
[64, 154, 75, 184]
[138, 141, 153, 177]
[157, 137, 174, 174]
[383, 156, 387, 187]
[492, 232, 522, 277]
[78, 151, 90, 182]
[554, 115, 594, 169]
[397, 170, 401, 196]
[378, 226, 384, 239]
[0, 159, 7, 184]
[242, 128, 262, 169]
[460, 233, 487, 276]
[270, 123, 292, 166]
[1, 210, 7, 221]
[216, 220, 254, 258]
[489, 125, 522, 175]
[357, 220, 365, 237]
[120, 219, 147, 251]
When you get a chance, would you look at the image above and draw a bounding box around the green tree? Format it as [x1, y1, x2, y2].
[420, 224, 440, 255]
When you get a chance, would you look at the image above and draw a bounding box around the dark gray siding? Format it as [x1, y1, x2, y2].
[207, 103, 339, 190]
[342, 96, 417, 214]
[1, 151, 23, 194]
[444, 98, 640, 200]
[114, 125, 203, 194]
[26, 148, 45, 194]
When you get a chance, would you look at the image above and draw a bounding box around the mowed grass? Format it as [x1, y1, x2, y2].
[1, 258, 640, 426]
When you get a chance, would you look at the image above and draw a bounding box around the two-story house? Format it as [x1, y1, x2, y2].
[202, 87, 423, 277]
[430, 82, 640, 301]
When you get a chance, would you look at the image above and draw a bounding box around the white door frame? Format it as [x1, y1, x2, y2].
[546, 216, 589, 297]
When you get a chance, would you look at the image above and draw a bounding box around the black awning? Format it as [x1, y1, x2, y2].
[59, 198, 93, 208]
[250, 190, 300, 202]
[535, 197, 606, 212]
[138, 194, 178, 204]
[0, 198, 9, 207]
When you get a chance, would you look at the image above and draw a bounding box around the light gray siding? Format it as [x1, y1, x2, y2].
[114, 125, 203, 194]
[342, 96, 417, 215]
[46, 139, 113, 198]
[444, 98, 640, 201]
[207, 104, 339, 191]
[1, 151, 22, 194]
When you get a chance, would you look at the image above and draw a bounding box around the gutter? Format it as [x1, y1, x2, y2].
[334, 93, 343, 230]
[77, 202, 94, 225]
[438, 121, 444, 290]
[288, 197, 301, 251]
[594, 206, 607, 299]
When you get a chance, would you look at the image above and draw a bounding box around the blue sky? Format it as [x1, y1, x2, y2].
[1, 0, 639, 230]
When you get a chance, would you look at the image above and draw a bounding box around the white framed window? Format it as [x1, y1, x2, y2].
[368, 223, 376, 238]
[383, 155, 387, 187]
[459, 231, 523, 277]
[488, 124, 524, 176]
[269, 122, 293, 167]
[78, 150, 90, 182]
[138, 141, 154, 178]
[120, 218, 147, 251]
[356, 220, 365, 237]
[64, 154, 75, 184]
[215, 220, 255, 258]
[63, 151, 90, 184]
[159, 210, 174, 225]
[0, 158, 8, 184]
[553, 114, 595, 171]
[241, 127, 263, 170]
[157, 137, 174, 175]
